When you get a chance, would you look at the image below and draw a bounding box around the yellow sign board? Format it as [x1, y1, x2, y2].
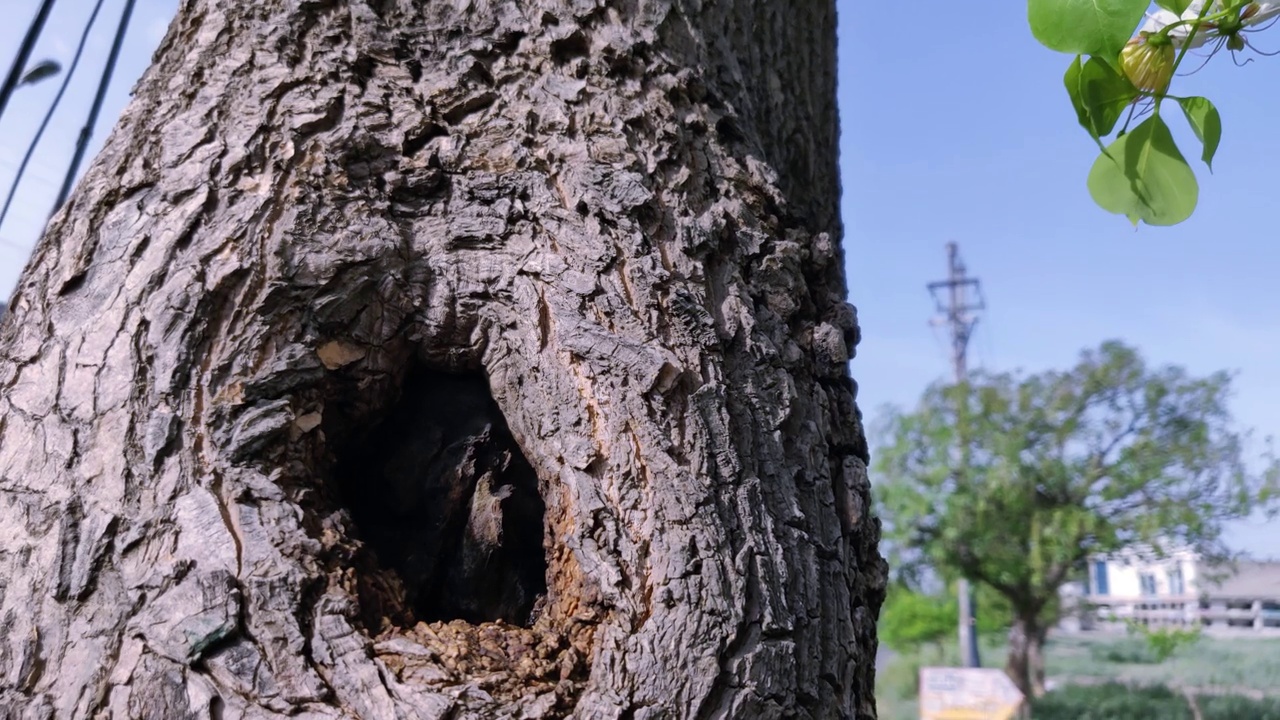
[919, 667, 1025, 720]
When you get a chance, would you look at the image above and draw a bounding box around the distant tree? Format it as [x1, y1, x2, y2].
[878, 587, 957, 656]
[878, 584, 1008, 657]
[874, 341, 1280, 698]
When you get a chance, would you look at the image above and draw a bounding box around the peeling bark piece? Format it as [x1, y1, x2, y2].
[316, 341, 368, 370]
[294, 411, 323, 433]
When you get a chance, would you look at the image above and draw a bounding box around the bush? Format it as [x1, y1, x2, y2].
[878, 588, 957, 651]
[1031, 683, 1280, 720]
[1031, 683, 1192, 720]
[877, 585, 1011, 654]
[1125, 621, 1202, 662]
[1198, 694, 1280, 720]
[1089, 639, 1162, 665]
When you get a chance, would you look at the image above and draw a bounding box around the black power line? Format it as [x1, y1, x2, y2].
[0, 0, 57, 127]
[0, 0, 108, 233]
[51, 0, 135, 215]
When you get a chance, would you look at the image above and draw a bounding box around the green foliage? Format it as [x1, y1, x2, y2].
[1087, 113, 1198, 226]
[878, 586, 1011, 652]
[1090, 638, 1165, 664]
[1048, 634, 1280, 693]
[1032, 683, 1280, 720]
[874, 341, 1280, 688]
[1198, 694, 1280, 720]
[972, 582, 1014, 636]
[881, 634, 1280, 720]
[1158, 0, 1195, 14]
[1028, 0, 1150, 58]
[1027, 0, 1277, 225]
[1177, 96, 1222, 169]
[1090, 624, 1203, 663]
[1031, 683, 1192, 720]
[1065, 56, 1138, 143]
[878, 587, 957, 650]
[1126, 621, 1202, 662]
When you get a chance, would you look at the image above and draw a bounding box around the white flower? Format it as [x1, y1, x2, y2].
[1138, 1, 1280, 49]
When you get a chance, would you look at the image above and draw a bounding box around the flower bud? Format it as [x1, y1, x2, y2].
[1120, 33, 1175, 94]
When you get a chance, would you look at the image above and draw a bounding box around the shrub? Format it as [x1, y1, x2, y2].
[1031, 683, 1280, 720]
[1197, 694, 1280, 720]
[1089, 639, 1162, 665]
[1031, 683, 1191, 720]
[878, 588, 957, 652]
[1125, 620, 1202, 662]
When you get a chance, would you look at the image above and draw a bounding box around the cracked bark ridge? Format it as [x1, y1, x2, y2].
[0, 0, 886, 718]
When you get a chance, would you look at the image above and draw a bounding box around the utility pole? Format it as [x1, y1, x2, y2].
[927, 241, 985, 669]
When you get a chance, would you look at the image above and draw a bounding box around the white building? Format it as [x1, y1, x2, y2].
[1073, 547, 1280, 634]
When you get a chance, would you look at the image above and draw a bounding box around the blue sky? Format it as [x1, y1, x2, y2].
[1, 1, 1275, 557]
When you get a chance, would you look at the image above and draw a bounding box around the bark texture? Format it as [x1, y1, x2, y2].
[1006, 615, 1047, 699]
[0, 1, 885, 718]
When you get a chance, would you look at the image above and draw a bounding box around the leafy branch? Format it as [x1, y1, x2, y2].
[1028, 1, 1280, 225]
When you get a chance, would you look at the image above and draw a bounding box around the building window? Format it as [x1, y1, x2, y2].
[1168, 566, 1185, 596]
[1094, 560, 1110, 596]
[1140, 572, 1158, 596]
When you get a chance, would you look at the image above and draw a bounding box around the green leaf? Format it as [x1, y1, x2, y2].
[1078, 57, 1139, 139]
[1064, 56, 1091, 131]
[1176, 96, 1222, 171]
[1065, 57, 1117, 153]
[1155, 0, 1193, 13]
[1028, 0, 1151, 58]
[1087, 114, 1199, 226]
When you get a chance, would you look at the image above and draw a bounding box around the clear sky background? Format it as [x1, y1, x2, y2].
[0, 0, 175, 290]
[1, 1, 1275, 557]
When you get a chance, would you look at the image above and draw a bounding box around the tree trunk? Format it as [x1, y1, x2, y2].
[0, 1, 885, 718]
[1006, 614, 1047, 699]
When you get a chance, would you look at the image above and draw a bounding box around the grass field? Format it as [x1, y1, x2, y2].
[1046, 634, 1280, 694]
[876, 633, 1280, 720]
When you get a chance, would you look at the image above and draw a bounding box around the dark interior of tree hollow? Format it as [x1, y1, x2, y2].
[330, 368, 547, 626]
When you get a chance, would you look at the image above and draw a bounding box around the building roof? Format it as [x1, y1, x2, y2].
[1201, 560, 1280, 599]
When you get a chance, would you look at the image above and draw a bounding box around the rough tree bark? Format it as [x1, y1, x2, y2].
[1006, 613, 1048, 699]
[0, 1, 885, 718]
